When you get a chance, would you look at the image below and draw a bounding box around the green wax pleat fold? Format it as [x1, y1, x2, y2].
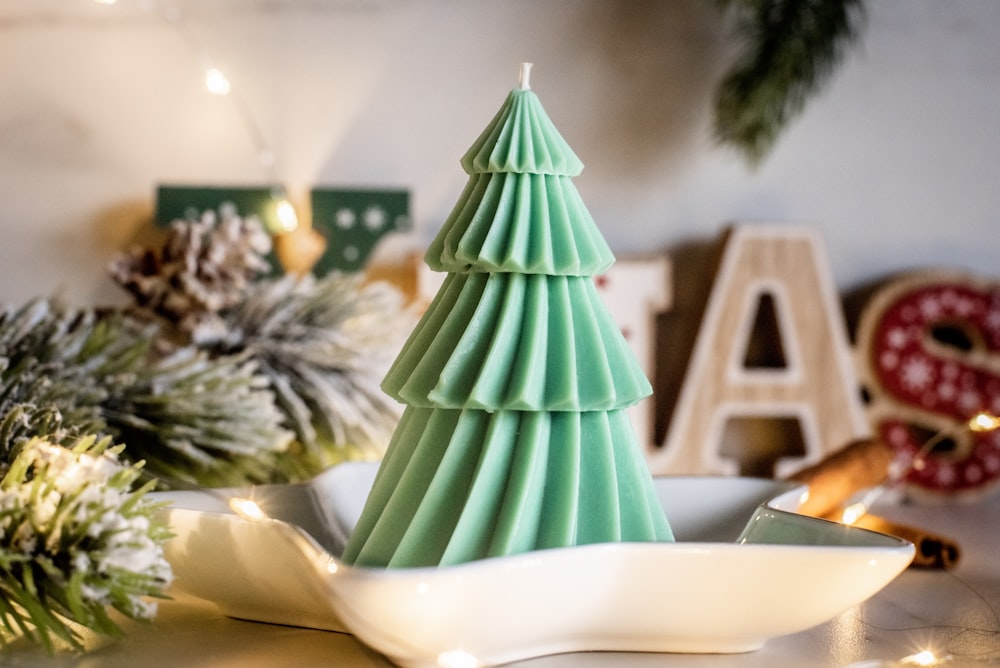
[611, 410, 675, 541]
[340, 408, 455, 565]
[576, 410, 621, 543]
[381, 273, 652, 411]
[386, 412, 487, 567]
[460, 89, 584, 176]
[535, 412, 581, 548]
[544, 276, 578, 409]
[463, 272, 540, 409]
[425, 173, 614, 276]
[502, 276, 548, 407]
[340, 408, 671, 569]
[381, 272, 480, 403]
[441, 412, 549, 565]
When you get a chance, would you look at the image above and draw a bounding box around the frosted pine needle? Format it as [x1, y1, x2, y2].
[0, 437, 172, 652]
[210, 273, 414, 478]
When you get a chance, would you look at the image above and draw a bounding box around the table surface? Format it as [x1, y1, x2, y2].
[7, 493, 1000, 668]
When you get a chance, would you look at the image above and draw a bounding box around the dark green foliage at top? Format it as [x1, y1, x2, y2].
[713, 0, 866, 164]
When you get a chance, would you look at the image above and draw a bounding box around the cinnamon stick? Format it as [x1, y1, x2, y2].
[787, 438, 894, 518]
[783, 438, 960, 569]
[851, 514, 960, 569]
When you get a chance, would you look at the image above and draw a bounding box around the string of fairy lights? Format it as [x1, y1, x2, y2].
[839, 412, 1000, 667]
[841, 411, 1000, 526]
[93, 0, 300, 234]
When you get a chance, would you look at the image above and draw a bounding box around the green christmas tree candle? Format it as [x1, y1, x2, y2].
[342, 64, 673, 568]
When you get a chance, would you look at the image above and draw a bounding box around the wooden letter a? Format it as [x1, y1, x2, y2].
[648, 224, 869, 476]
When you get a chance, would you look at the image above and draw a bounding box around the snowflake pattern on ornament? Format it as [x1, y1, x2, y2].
[987, 307, 1000, 336]
[363, 205, 388, 231]
[335, 208, 357, 229]
[899, 355, 934, 391]
[958, 389, 983, 414]
[885, 327, 909, 349]
[869, 279, 1000, 495]
[311, 189, 410, 274]
[918, 294, 944, 321]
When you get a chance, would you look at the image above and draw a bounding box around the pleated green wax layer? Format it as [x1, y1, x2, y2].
[382, 272, 652, 411]
[461, 88, 584, 176]
[340, 407, 674, 568]
[425, 172, 614, 276]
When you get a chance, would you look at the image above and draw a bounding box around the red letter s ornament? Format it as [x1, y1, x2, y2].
[857, 272, 1000, 499]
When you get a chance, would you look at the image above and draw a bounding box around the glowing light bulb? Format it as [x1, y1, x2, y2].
[437, 650, 479, 668]
[205, 68, 231, 95]
[228, 497, 267, 521]
[94, 0, 118, 4]
[275, 199, 299, 233]
[906, 649, 939, 666]
[969, 412, 1000, 433]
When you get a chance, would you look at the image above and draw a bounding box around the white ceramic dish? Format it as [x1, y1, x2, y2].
[154, 462, 914, 668]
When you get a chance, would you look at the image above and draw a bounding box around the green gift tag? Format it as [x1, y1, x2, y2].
[310, 188, 411, 274]
[155, 185, 290, 233]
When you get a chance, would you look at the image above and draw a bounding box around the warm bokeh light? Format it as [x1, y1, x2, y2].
[841, 501, 867, 525]
[275, 198, 300, 233]
[968, 412, 1000, 433]
[205, 68, 232, 96]
[228, 497, 267, 521]
[907, 649, 939, 666]
[437, 650, 479, 668]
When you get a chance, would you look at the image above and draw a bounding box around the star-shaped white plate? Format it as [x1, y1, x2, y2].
[153, 462, 913, 667]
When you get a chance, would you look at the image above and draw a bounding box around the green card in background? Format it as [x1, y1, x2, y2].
[154, 185, 290, 233]
[310, 188, 411, 274]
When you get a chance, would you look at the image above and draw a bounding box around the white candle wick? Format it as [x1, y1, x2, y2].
[519, 62, 533, 90]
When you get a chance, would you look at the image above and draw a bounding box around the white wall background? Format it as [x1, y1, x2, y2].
[0, 0, 997, 307]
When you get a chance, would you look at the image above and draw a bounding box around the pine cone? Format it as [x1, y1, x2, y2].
[109, 209, 272, 344]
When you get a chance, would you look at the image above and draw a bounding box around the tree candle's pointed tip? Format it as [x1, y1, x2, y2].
[519, 62, 533, 90]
